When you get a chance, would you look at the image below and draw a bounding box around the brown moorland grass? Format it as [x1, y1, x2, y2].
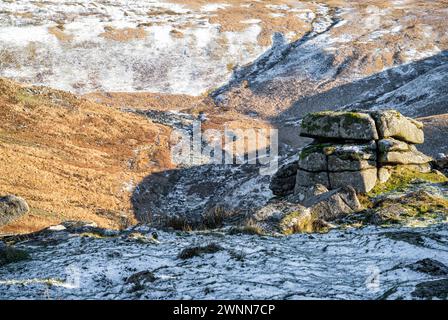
[100, 26, 147, 42]
[0, 78, 173, 234]
[170, 0, 312, 46]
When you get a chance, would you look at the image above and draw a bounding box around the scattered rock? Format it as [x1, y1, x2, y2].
[178, 243, 222, 259]
[0, 195, 29, 227]
[125, 270, 157, 285]
[256, 185, 362, 234]
[294, 184, 329, 203]
[407, 258, 448, 276]
[307, 186, 363, 221]
[412, 279, 448, 300]
[0, 245, 30, 266]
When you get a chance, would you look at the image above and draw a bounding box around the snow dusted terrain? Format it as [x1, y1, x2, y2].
[1, 1, 448, 301]
[0, 0, 301, 95]
[1, 223, 448, 299]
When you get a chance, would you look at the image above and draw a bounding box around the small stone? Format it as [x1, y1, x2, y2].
[378, 167, 391, 184]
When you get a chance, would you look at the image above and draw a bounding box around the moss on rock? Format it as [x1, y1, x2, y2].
[367, 167, 447, 198]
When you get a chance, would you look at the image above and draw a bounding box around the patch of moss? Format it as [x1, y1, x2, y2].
[379, 190, 448, 217]
[0, 245, 30, 266]
[367, 168, 448, 198]
[323, 146, 336, 155]
[341, 112, 367, 128]
[15, 90, 41, 107]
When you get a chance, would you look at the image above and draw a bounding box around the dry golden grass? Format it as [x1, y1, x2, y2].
[48, 25, 73, 42]
[84, 91, 211, 112]
[100, 26, 146, 42]
[0, 79, 274, 234]
[170, 0, 312, 46]
[0, 78, 173, 234]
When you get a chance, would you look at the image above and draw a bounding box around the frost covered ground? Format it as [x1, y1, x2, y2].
[1, 1, 448, 301]
[1, 223, 448, 299]
[0, 0, 315, 95]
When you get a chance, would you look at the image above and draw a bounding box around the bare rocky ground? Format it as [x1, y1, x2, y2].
[1, 0, 448, 299]
[1, 222, 448, 300]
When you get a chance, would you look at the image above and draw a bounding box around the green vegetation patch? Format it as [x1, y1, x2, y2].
[367, 167, 448, 198]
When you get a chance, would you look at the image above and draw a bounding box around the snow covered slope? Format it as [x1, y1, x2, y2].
[0, 0, 315, 95]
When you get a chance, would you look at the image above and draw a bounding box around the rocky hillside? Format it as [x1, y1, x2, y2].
[0, 77, 173, 233]
[1, 0, 448, 300]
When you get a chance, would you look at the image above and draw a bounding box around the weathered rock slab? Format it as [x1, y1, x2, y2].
[269, 160, 298, 196]
[296, 170, 330, 188]
[293, 184, 329, 203]
[307, 186, 363, 221]
[369, 110, 424, 144]
[328, 156, 376, 171]
[298, 150, 327, 172]
[300, 111, 379, 141]
[380, 149, 433, 165]
[329, 168, 378, 193]
[378, 138, 414, 153]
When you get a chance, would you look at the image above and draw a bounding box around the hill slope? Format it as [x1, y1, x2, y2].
[0, 78, 173, 233]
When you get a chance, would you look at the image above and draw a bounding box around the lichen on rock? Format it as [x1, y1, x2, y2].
[268, 109, 445, 234]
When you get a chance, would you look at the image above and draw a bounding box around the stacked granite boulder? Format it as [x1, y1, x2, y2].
[271, 110, 432, 197]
